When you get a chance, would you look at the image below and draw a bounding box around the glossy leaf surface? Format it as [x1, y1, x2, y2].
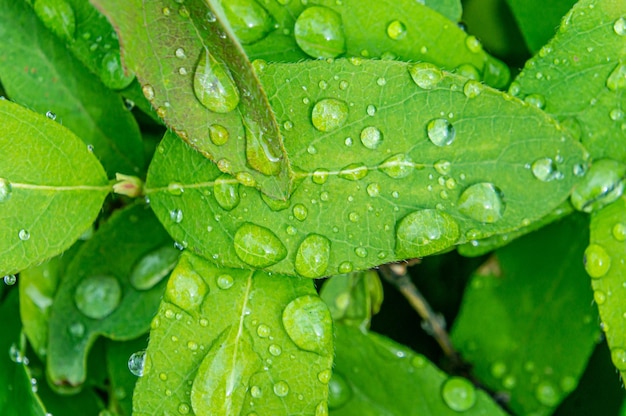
[133, 252, 333, 416]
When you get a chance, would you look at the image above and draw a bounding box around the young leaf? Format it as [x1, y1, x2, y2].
[331, 324, 507, 415]
[133, 252, 333, 415]
[146, 59, 588, 278]
[47, 204, 175, 389]
[0, 0, 144, 176]
[451, 214, 599, 415]
[510, 0, 626, 163]
[0, 100, 109, 276]
[586, 196, 626, 380]
[93, 0, 294, 199]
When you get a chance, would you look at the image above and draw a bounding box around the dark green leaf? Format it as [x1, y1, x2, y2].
[106, 338, 148, 416]
[133, 252, 333, 415]
[451, 214, 599, 415]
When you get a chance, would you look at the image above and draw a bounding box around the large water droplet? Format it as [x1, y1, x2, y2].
[209, 124, 229, 146]
[409, 62, 443, 89]
[606, 63, 626, 91]
[531, 158, 560, 182]
[130, 245, 180, 290]
[570, 159, 626, 212]
[193, 48, 240, 113]
[34, 0, 76, 42]
[100, 51, 134, 90]
[214, 175, 240, 211]
[233, 223, 288, 268]
[584, 244, 611, 278]
[74, 275, 122, 319]
[221, 0, 274, 44]
[458, 183, 505, 223]
[128, 350, 147, 377]
[611, 348, 626, 371]
[244, 117, 282, 176]
[614, 17, 626, 36]
[0, 178, 12, 202]
[165, 265, 208, 311]
[395, 210, 460, 258]
[311, 98, 349, 132]
[328, 372, 352, 409]
[360, 126, 383, 149]
[427, 118, 456, 147]
[294, 6, 346, 59]
[535, 381, 560, 406]
[292, 203, 309, 221]
[379, 153, 414, 178]
[282, 295, 332, 353]
[339, 163, 368, 181]
[295, 234, 331, 278]
[273, 380, 289, 397]
[441, 377, 476, 412]
[386, 20, 407, 40]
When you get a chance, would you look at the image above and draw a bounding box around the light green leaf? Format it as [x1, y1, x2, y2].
[133, 252, 333, 415]
[451, 214, 599, 415]
[47, 204, 174, 390]
[330, 324, 507, 415]
[93, 0, 294, 199]
[0, 0, 144, 176]
[320, 270, 383, 331]
[146, 59, 587, 277]
[587, 196, 626, 380]
[509, 0, 626, 163]
[0, 99, 109, 276]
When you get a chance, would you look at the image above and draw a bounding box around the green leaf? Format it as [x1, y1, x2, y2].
[0, 99, 109, 276]
[47, 203, 174, 389]
[424, 0, 463, 22]
[331, 325, 507, 415]
[0, 0, 144, 176]
[320, 270, 383, 331]
[505, 0, 578, 53]
[93, 0, 294, 199]
[146, 59, 588, 277]
[586, 196, 626, 380]
[509, 0, 626, 163]
[451, 214, 599, 415]
[133, 252, 333, 415]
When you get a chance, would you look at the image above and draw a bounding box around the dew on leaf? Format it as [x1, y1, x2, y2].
[100, 51, 134, 90]
[360, 126, 383, 149]
[0, 178, 12, 202]
[18, 229, 31, 241]
[594, 290, 607, 305]
[128, 350, 146, 377]
[234, 223, 288, 267]
[463, 80, 483, 98]
[130, 245, 180, 290]
[338, 261, 353, 273]
[612, 223, 626, 241]
[178, 403, 190, 414]
[169, 209, 183, 224]
[166, 182, 184, 196]
[525, 93, 546, 109]
[294, 6, 346, 59]
[456, 63, 481, 80]
[434, 160, 451, 175]
[282, 295, 332, 353]
[268, 344, 282, 356]
[292, 203, 309, 221]
[68, 321, 85, 339]
[409, 62, 443, 89]
[328, 372, 351, 409]
[34, 0, 76, 42]
[244, 117, 282, 176]
[441, 377, 476, 412]
[380, 153, 414, 178]
[491, 361, 507, 378]
[606, 63, 626, 91]
[165, 266, 208, 311]
[583, 244, 611, 278]
[142, 84, 155, 101]
[216, 274, 234, 290]
[535, 381, 560, 406]
[316, 401, 328, 416]
[339, 163, 368, 181]
[570, 159, 626, 212]
[531, 158, 560, 182]
[311, 98, 349, 132]
[614, 17, 626, 36]
[295, 234, 331, 278]
[611, 348, 626, 371]
[273, 380, 289, 397]
[366, 182, 381, 197]
[45, 110, 56, 120]
[193, 48, 240, 113]
[427, 118, 456, 147]
[458, 183, 505, 223]
[318, 369, 332, 384]
[465, 35, 482, 53]
[366, 104, 376, 116]
[354, 247, 368, 258]
[75, 275, 121, 319]
[386, 20, 407, 40]
[256, 324, 270, 338]
[209, 124, 229, 146]
[395, 209, 460, 258]
[3, 274, 16, 285]
[214, 175, 240, 211]
[503, 375, 517, 389]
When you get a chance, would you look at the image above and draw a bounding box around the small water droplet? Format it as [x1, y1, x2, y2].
[610, 108, 624, 121]
[3, 274, 16, 285]
[366, 104, 376, 116]
[216, 274, 234, 290]
[339, 163, 368, 181]
[312, 169, 329, 184]
[584, 244, 611, 278]
[611, 348, 626, 371]
[256, 324, 270, 338]
[294, 6, 346, 58]
[338, 261, 353, 273]
[128, 350, 147, 377]
[441, 377, 476, 411]
[178, 403, 190, 414]
[175, 47, 186, 59]
[68, 321, 85, 339]
[167, 182, 184, 196]
[386, 19, 408, 40]
[367, 183, 381, 197]
[491, 361, 507, 378]
[463, 80, 483, 98]
[612, 223, 626, 241]
[0, 178, 12, 202]
[318, 369, 332, 384]
[606, 63, 626, 91]
[282, 295, 332, 353]
[292, 203, 309, 221]
[465, 35, 482, 53]
[409, 62, 443, 89]
[273, 380, 289, 397]
[395, 210, 460, 258]
[614, 17, 626, 36]
[328, 372, 352, 409]
[570, 159, 626, 212]
[130, 245, 180, 290]
[434, 160, 451, 175]
[234, 223, 288, 268]
[75, 275, 121, 319]
[170, 209, 183, 224]
[360, 126, 383, 149]
[295, 234, 331, 278]
[142, 84, 155, 100]
[166, 263, 209, 311]
[209, 124, 229, 145]
[531, 158, 560, 182]
[525, 93, 546, 109]
[193, 48, 240, 113]
[34, 0, 76, 42]
[594, 290, 607, 305]
[535, 381, 560, 406]
[311, 98, 349, 132]
[458, 183, 505, 223]
[427, 118, 456, 146]
[213, 175, 240, 211]
[380, 153, 414, 178]
[354, 247, 368, 258]
[45, 110, 57, 120]
[268, 344, 282, 356]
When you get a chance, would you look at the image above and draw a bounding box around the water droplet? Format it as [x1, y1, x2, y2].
[222, 0, 274, 44]
[75, 275, 121, 319]
[292, 203, 309, 221]
[611, 348, 626, 371]
[354, 247, 368, 258]
[560, 376, 577, 393]
[193, 48, 240, 113]
[68, 321, 85, 339]
[244, 117, 282, 176]
[312, 169, 329, 185]
[339, 163, 368, 181]
[167, 182, 184, 196]
[295, 234, 331, 278]
[427, 118, 456, 147]
[386, 20, 407, 40]
[338, 261, 353, 273]
[311, 98, 349, 132]
[525, 93, 546, 109]
[612, 223, 626, 241]
[216, 274, 234, 289]
[360, 126, 383, 149]
[491, 361, 507, 378]
[100, 51, 134, 90]
[3, 274, 16, 285]
[256, 324, 270, 338]
[395, 210, 460, 258]
[531, 158, 560, 182]
[45, 110, 57, 120]
[128, 350, 147, 377]
[465, 35, 482, 53]
[441, 377, 476, 412]
[294, 6, 346, 58]
[268, 344, 282, 356]
[318, 369, 331, 384]
[209, 124, 229, 145]
[166, 264, 209, 311]
[34, 0, 76, 42]
[594, 290, 607, 305]
[614, 17, 626, 36]
[610, 108, 624, 121]
[584, 244, 611, 278]
[434, 160, 451, 175]
[366, 183, 381, 197]
[380, 153, 414, 178]
[213, 175, 240, 211]
[458, 183, 505, 223]
[178, 403, 190, 414]
[273, 380, 289, 397]
[503, 375, 517, 389]
[130, 245, 180, 290]
[250, 385, 263, 399]
[282, 295, 332, 353]
[463, 80, 483, 98]
[0, 178, 12, 202]
[170, 209, 183, 224]
[234, 223, 288, 267]
[535, 381, 560, 406]
[570, 159, 626, 212]
[142, 84, 155, 101]
[328, 372, 352, 409]
[607, 63, 626, 91]
[409, 62, 443, 89]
